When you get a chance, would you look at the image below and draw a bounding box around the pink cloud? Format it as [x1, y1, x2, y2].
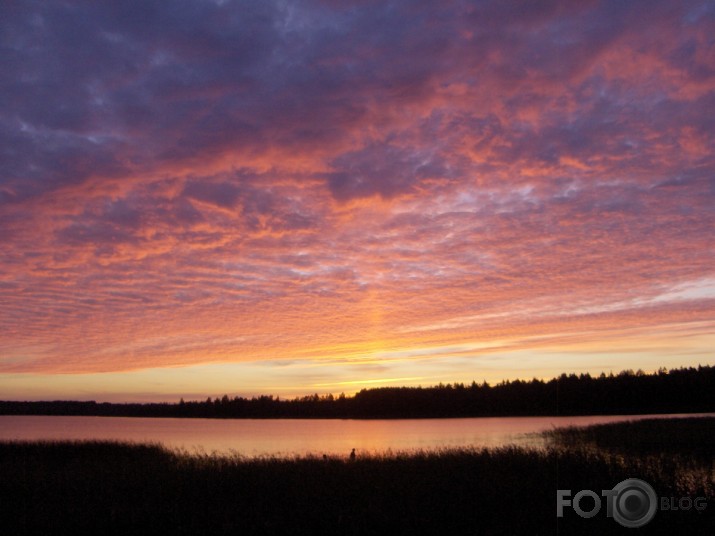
[0, 1, 713, 390]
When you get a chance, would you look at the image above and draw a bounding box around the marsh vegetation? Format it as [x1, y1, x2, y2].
[0, 418, 712, 535]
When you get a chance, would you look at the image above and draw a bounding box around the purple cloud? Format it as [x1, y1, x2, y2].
[0, 0, 713, 381]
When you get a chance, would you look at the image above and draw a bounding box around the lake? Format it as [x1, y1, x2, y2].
[0, 413, 710, 457]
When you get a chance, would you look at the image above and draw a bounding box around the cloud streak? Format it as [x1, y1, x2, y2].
[0, 1, 713, 398]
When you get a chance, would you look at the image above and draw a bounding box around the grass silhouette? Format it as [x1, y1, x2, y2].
[1, 418, 713, 535]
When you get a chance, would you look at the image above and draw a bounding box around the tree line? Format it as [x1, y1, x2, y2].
[1, 365, 713, 419]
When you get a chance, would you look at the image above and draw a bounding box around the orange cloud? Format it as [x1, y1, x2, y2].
[1, 1, 714, 399]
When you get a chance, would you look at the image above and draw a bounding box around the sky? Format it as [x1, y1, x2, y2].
[1, 0, 714, 402]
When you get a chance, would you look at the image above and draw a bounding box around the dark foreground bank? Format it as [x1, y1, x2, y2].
[0, 417, 713, 535]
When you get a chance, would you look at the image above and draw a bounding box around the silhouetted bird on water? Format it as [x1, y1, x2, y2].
[349, 448, 356, 461]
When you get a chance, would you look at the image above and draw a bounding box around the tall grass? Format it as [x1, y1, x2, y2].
[1, 419, 714, 535]
[544, 417, 715, 458]
[545, 416, 715, 498]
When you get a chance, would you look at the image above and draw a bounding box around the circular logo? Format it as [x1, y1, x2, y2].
[611, 478, 658, 528]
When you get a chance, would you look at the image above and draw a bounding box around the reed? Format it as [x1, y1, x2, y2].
[1, 418, 713, 535]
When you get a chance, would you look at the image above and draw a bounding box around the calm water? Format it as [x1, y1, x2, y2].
[0, 413, 710, 457]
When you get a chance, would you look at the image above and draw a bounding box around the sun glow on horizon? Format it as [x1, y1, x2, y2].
[1, 1, 714, 402]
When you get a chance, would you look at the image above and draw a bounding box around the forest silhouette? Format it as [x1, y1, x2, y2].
[2, 365, 713, 418]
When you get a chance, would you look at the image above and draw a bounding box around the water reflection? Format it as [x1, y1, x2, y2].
[1, 413, 711, 457]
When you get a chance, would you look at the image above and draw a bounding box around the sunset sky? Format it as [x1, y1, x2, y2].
[1, 0, 714, 402]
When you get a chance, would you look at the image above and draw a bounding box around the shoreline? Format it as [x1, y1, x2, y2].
[1, 418, 713, 534]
